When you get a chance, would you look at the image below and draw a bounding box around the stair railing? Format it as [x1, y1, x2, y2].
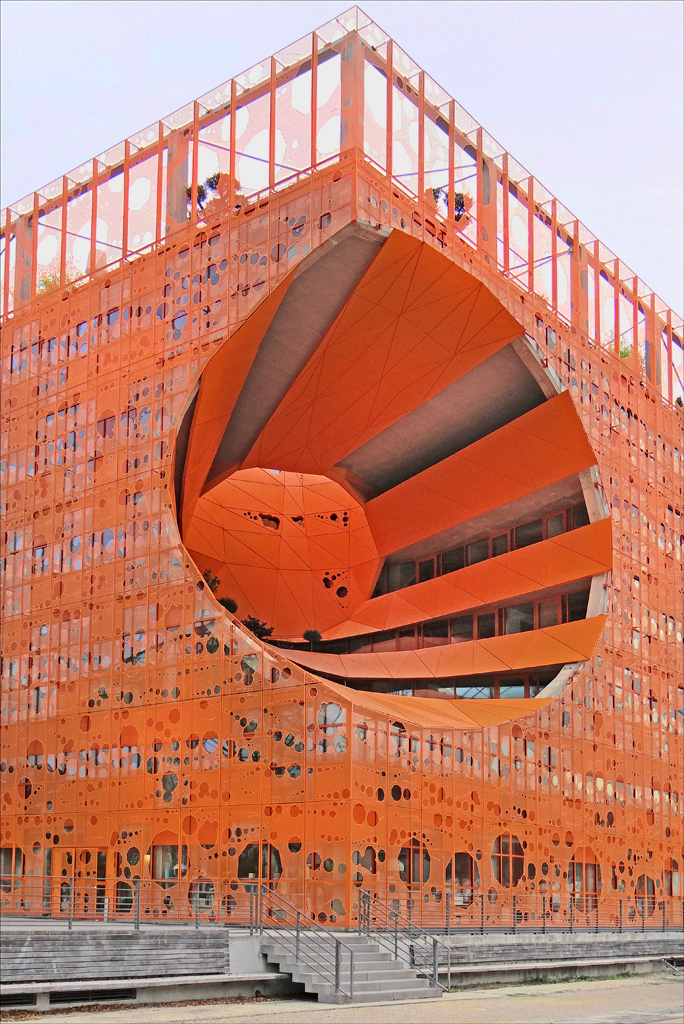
[258, 884, 355, 1000]
[359, 890, 451, 992]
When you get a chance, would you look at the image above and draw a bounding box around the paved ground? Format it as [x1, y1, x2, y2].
[11, 974, 683, 1024]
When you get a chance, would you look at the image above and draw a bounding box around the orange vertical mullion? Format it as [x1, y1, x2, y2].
[448, 100, 455, 252]
[386, 38, 393, 180]
[59, 176, 68, 292]
[666, 308, 673, 405]
[418, 71, 425, 217]
[527, 176, 534, 295]
[632, 276, 640, 373]
[89, 159, 98, 278]
[476, 127, 483, 255]
[2, 206, 10, 316]
[191, 101, 199, 225]
[229, 80, 237, 213]
[613, 261, 621, 358]
[269, 57, 277, 191]
[122, 141, 130, 259]
[155, 121, 164, 243]
[502, 152, 509, 276]
[311, 33, 318, 169]
[593, 240, 601, 345]
[30, 191, 39, 304]
[551, 200, 558, 313]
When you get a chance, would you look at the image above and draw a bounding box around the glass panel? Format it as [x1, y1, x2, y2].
[492, 534, 508, 557]
[499, 683, 525, 699]
[418, 558, 435, 583]
[441, 547, 464, 574]
[450, 615, 473, 643]
[477, 613, 496, 640]
[466, 538, 489, 565]
[504, 603, 534, 634]
[538, 599, 559, 629]
[546, 513, 564, 538]
[456, 684, 494, 699]
[387, 561, 416, 591]
[422, 619, 448, 647]
[372, 630, 396, 653]
[397, 628, 415, 651]
[316, 52, 342, 163]
[514, 519, 543, 549]
[364, 62, 387, 170]
[568, 502, 590, 530]
[567, 590, 590, 621]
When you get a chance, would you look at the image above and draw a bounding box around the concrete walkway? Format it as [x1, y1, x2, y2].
[11, 974, 683, 1024]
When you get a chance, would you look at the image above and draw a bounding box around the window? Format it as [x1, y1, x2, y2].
[636, 875, 656, 918]
[441, 547, 464, 574]
[422, 619, 448, 647]
[514, 519, 543, 548]
[151, 844, 187, 888]
[504, 603, 534, 634]
[664, 859, 680, 897]
[387, 562, 416, 591]
[538, 599, 559, 628]
[491, 835, 524, 887]
[568, 502, 590, 530]
[418, 558, 435, 583]
[546, 513, 564, 538]
[567, 850, 601, 912]
[499, 679, 525, 698]
[449, 615, 473, 643]
[466, 539, 489, 565]
[477, 613, 496, 639]
[447, 851, 480, 907]
[566, 590, 590, 622]
[398, 839, 430, 886]
[238, 842, 282, 887]
[492, 534, 508, 556]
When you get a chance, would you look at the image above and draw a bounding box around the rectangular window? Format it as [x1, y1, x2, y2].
[387, 561, 416, 592]
[538, 599, 559, 628]
[450, 615, 474, 643]
[422, 619, 448, 647]
[499, 681, 525, 698]
[504, 603, 534, 634]
[397, 628, 416, 651]
[441, 547, 465, 574]
[491, 534, 508, 557]
[466, 538, 489, 565]
[546, 512, 564, 538]
[514, 519, 543, 548]
[418, 558, 435, 583]
[456, 684, 494, 698]
[372, 630, 397, 652]
[151, 844, 184, 884]
[477, 612, 496, 639]
[568, 502, 590, 530]
[567, 590, 590, 621]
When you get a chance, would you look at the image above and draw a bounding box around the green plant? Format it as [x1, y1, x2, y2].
[187, 173, 222, 214]
[676, 396, 683, 409]
[218, 596, 238, 614]
[241, 615, 274, 641]
[303, 628, 322, 650]
[202, 568, 221, 593]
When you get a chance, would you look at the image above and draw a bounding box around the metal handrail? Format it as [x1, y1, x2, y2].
[359, 890, 451, 992]
[258, 884, 355, 1000]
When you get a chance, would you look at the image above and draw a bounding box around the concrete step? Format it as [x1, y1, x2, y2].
[262, 933, 443, 1003]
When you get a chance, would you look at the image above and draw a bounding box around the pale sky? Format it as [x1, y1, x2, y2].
[1, 0, 682, 311]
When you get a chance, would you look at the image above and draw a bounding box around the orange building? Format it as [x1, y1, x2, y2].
[1, 7, 682, 930]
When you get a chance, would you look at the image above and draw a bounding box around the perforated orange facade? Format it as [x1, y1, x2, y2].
[1, 7, 682, 931]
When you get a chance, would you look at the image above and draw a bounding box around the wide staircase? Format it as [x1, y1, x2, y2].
[259, 889, 439, 1003]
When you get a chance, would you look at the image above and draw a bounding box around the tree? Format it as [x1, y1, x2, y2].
[303, 629, 322, 651]
[218, 596, 238, 614]
[241, 615, 274, 641]
[203, 568, 221, 593]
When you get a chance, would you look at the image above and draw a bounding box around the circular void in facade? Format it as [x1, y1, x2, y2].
[178, 226, 612, 699]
